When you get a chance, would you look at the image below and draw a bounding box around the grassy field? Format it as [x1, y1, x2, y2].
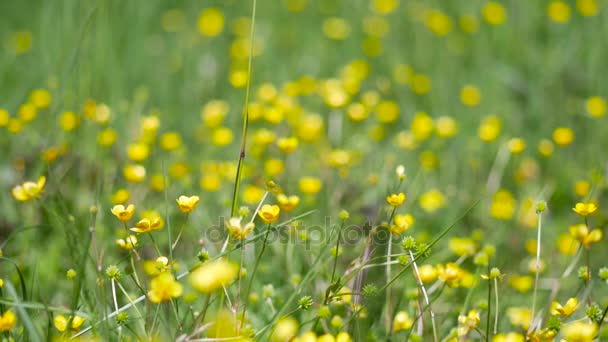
[1, 0, 608, 341]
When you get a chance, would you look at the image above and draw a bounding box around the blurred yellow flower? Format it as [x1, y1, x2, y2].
[299, 176, 322, 195]
[410, 112, 434, 141]
[449, 237, 477, 257]
[375, 100, 400, 124]
[277, 136, 299, 154]
[126, 142, 150, 162]
[393, 311, 413, 332]
[569, 223, 602, 246]
[123, 164, 146, 183]
[190, 259, 238, 294]
[176, 195, 200, 213]
[552, 127, 574, 146]
[54, 314, 85, 332]
[490, 190, 516, 220]
[419, 189, 446, 213]
[0, 311, 16, 332]
[434, 116, 458, 138]
[159, 132, 182, 151]
[506, 307, 531, 330]
[116, 235, 138, 250]
[29, 89, 51, 109]
[548, 1, 571, 23]
[226, 217, 255, 240]
[18, 103, 37, 122]
[572, 202, 598, 216]
[586, 96, 606, 117]
[277, 194, 300, 212]
[508, 138, 526, 154]
[323, 17, 351, 40]
[200, 174, 221, 192]
[198, 8, 224, 37]
[537, 139, 554, 157]
[111, 188, 130, 205]
[373, 0, 399, 14]
[59, 111, 80, 131]
[148, 272, 183, 304]
[561, 321, 598, 342]
[479, 115, 502, 142]
[460, 85, 481, 107]
[460, 15, 479, 33]
[557, 233, 579, 255]
[418, 264, 437, 284]
[111, 204, 135, 222]
[483, 1, 507, 26]
[389, 214, 413, 235]
[577, 0, 599, 16]
[12, 176, 46, 202]
[211, 127, 233, 146]
[458, 309, 480, 337]
[426, 10, 452, 36]
[509, 275, 533, 293]
[550, 297, 578, 317]
[258, 204, 280, 223]
[97, 128, 117, 147]
[410, 74, 432, 94]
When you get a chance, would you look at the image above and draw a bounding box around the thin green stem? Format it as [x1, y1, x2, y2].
[486, 264, 492, 342]
[148, 233, 163, 256]
[531, 211, 543, 324]
[493, 277, 499, 334]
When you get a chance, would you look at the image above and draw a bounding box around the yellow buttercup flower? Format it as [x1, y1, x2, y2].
[111, 188, 130, 205]
[123, 164, 146, 183]
[508, 138, 526, 154]
[0, 311, 16, 332]
[277, 194, 300, 212]
[586, 96, 606, 117]
[548, 1, 571, 23]
[490, 189, 516, 220]
[375, 100, 400, 124]
[12, 176, 46, 202]
[148, 272, 183, 304]
[198, 8, 224, 37]
[552, 127, 574, 146]
[159, 132, 182, 151]
[389, 214, 413, 235]
[569, 223, 602, 246]
[418, 189, 446, 213]
[577, 0, 599, 16]
[258, 204, 280, 223]
[323, 17, 351, 40]
[226, 217, 255, 240]
[561, 321, 598, 342]
[97, 128, 117, 147]
[277, 136, 299, 154]
[176, 195, 200, 213]
[299, 176, 322, 195]
[211, 127, 233, 146]
[54, 314, 85, 332]
[556, 233, 579, 256]
[130, 217, 163, 233]
[111, 204, 135, 222]
[479, 115, 502, 142]
[393, 311, 413, 332]
[434, 116, 458, 138]
[460, 85, 481, 107]
[458, 309, 480, 337]
[116, 235, 138, 250]
[386, 192, 405, 206]
[190, 259, 238, 294]
[483, 1, 506, 26]
[418, 264, 437, 284]
[126, 142, 150, 162]
[573, 202, 598, 216]
[550, 297, 578, 317]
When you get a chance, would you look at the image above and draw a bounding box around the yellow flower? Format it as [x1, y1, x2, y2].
[198, 8, 224, 37]
[569, 224, 602, 246]
[393, 311, 413, 332]
[537, 139, 554, 157]
[386, 192, 406, 206]
[176, 195, 200, 213]
[243, 185, 264, 204]
[130, 217, 163, 233]
[557, 233, 580, 256]
[111, 188, 130, 205]
[411, 74, 432, 94]
[123, 164, 146, 183]
[190, 259, 238, 294]
[490, 190, 516, 220]
[418, 264, 437, 284]
[159, 132, 182, 151]
[434, 116, 458, 138]
[0, 311, 16, 332]
[201, 100, 229, 128]
[226, 217, 255, 240]
[449, 237, 477, 257]
[299, 177, 322, 195]
[418, 189, 446, 213]
[410, 112, 434, 141]
[211, 127, 233, 146]
[460, 85, 481, 107]
[18, 103, 37, 122]
[573, 202, 598, 216]
[59, 111, 80, 131]
[111, 204, 135, 222]
[323, 17, 351, 40]
[552, 127, 574, 146]
[574, 180, 591, 197]
[437, 262, 465, 288]
[550, 297, 578, 317]
[425, 10, 452, 36]
[389, 214, 413, 235]
[548, 1, 571, 23]
[506, 307, 532, 330]
[277, 136, 299, 154]
[586, 96, 606, 117]
[483, 1, 506, 26]
[509, 275, 533, 293]
[561, 321, 598, 342]
[116, 235, 138, 250]
[53, 314, 85, 332]
[375, 100, 400, 124]
[577, 0, 599, 16]
[277, 194, 300, 212]
[97, 128, 117, 147]
[458, 309, 480, 337]
[126, 143, 150, 162]
[258, 204, 280, 223]
[12, 176, 46, 202]
[271, 317, 299, 342]
[508, 138, 526, 154]
[479, 115, 502, 142]
[148, 272, 183, 304]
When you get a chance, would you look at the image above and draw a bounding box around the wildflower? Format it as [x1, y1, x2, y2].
[410, 112, 434, 141]
[410, 74, 432, 94]
[435, 116, 458, 138]
[176, 195, 200, 213]
[66, 269, 77, 279]
[123, 164, 146, 183]
[426, 10, 452, 36]
[437, 262, 465, 288]
[460, 15, 479, 33]
[483, 1, 507, 26]
[59, 111, 80, 131]
[271, 317, 298, 342]
[537, 139, 554, 157]
[557, 233, 580, 255]
[54, 314, 85, 332]
[569, 224, 602, 246]
[458, 309, 480, 337]
[198, 8, 224, 37]
[390, 214, 413, 235]
[506, 307, 532, 330]
[12, 176, 46, 202]
[159, 132, 182, 151]
[586, 96, 606, 117]
[111, 188, 130, 205]
[461, 85, 481, 107]
[126, 143, 150, 162]
[561, 321, 598, 342]
[296, 114, 324, 142]
[573, 202, 598, 216]
[479, 115, 502, 142]
[258, 204, 280, 223]
[577, 0, 599, 16]
[277, 194, 300, 212]
[509, 275, 533, 293]
[243, 185, 264, 204]
[226, 217, 254, 240]
[116, 235, 138, 250]
[418, 264, 437, 284]
[130, 217, 162, 233]
[277, 137, 299, 154]
[211, 127, 233, 146]
[299, 176, 323, 195]
[386, 192, 406, 206]
[200, 174, 221, 192]
[0, 311, 16, 332]
[375, 100, 400, 124]
[190, 259, 238, 293]
[552, 127, 574, 146]
[111, 204, 135, 222]
[490, 190, 516, 220]
[574, 181, 591, 197]
[449, 237, 477, 257]
[508, 138, 526, 154]
[548, 1, 571, 23]
[418, 189, 446, 213]
[97, 128, 117, 147]
[550, 297, 578, 317]
[148, 272, 183, 304]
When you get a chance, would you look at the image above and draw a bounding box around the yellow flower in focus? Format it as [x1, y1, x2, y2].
[277, 194, 300, 212]
[418, 189, 446, 213]
[190, 259, 238, 294]
[277, 136, 299, 154]
[29, 89, 51, 109]
[460, 85, 481, 107]
[550, 297, 578, 317]
[434, 116, 458, 138]
[490, 189, 516, 220]
[226, 217, 255, 240]
[457, 309, 480, 337]
[548, 1, 571, 23]
[573, 202, 598, 216]
[123, 164, 146, 183]
[116, 235, 138, 250]
[561, 321, 598, 342]
[148, 272, 183, 304]
[97, 128, 117, 147]
[577, 0, 599, 16]
[586, 96, 606, 117]
[299, 177, 322, 195]
[111, 204, 135, 222]
[176, 195, 200, 213]
[483, 1, 507, 26]
[393, 311, 413, 332]
[552, 127, 574, 146]
[569, 223, 602, 246]
[12, 176, 46, 202]
[198, 8, 224, 37]
[258, 204, 280, 223]
[478, 115, 502, 142]
[131, 217, 162, 233]
[0, 311, 16, 332]
[389, 214, 413, 235]
[386, 192, 405, 206]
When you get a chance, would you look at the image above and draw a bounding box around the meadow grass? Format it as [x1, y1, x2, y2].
[1, 0, 608, 341]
